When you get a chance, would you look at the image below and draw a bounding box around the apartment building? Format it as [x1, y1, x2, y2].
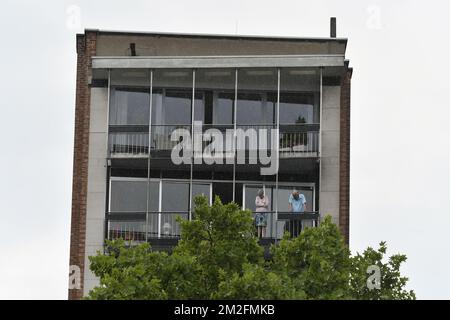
[69, 21, 352, 299]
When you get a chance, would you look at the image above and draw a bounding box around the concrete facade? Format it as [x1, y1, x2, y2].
[83, 88, 108, 295]
[320, 86, 341, 224]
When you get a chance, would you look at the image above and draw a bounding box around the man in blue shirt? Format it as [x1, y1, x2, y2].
[288, 190, 307, 213]
[287, 190, 307, 236]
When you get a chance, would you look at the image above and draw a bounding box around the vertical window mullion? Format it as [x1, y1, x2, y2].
[189, 69, 195, 219]
[232, 68, 238, 202]
[145, 69, 153, 242]
[275, 68, 280, 221]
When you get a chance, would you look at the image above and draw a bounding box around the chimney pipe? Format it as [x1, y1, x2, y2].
[330, 17, 336, 38]
[130, 43, 136, 56]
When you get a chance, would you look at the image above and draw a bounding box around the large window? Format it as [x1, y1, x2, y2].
[151, 90, 192, 125]
[152, 69, 194, 125]
[109, 69, 150, 125]
[195, 69, 235, 125]
[279, 94, 315, 124]
[236, 69, 277, 125]
[161, 181, 190, 212]
[110, 179, 148, 212]
[280, 68, 320, 124]
[108, 68, 320, 127]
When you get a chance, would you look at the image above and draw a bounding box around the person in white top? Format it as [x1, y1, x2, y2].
[255, 189, 270, 238]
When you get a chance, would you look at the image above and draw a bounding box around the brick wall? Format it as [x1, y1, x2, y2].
[339, 65, 352, 245]
[68, 31, 97, 300]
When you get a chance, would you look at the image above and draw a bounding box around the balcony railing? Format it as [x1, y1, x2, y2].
[109, 124, 319, 158]
[108, 211, 189, 242]
[106, 211, 319, 242]
[109, 132, 149, 158]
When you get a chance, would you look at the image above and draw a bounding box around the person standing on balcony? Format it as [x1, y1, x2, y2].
[287, 190, 307, 237]
[255, 189, 269, 238]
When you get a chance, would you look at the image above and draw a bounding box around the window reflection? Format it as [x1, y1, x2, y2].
[279, 94, 315, 124]
[237, 69, 277, 125]
[280, 68, 320, 124]
[236, 93, 276, 125]
[161, 181, 189, 212]
[109, 69, 150, 125]
[152, 70, 193, 125]
[110, 180, 148, 212]
[195, 69, 235, 125]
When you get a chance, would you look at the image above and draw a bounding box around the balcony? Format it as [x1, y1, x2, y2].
[108, 124, 319, 159]
[106, 211, 320, 246]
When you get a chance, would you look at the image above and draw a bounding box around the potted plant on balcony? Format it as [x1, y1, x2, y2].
[280, 116, 308, 153]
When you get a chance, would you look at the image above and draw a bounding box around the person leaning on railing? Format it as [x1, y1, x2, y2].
[287, 189, 307, 237]
[255, 189, 269, 239]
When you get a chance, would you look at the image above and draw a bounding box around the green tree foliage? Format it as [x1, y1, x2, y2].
[87, 196, 415, 300]
[270, 216, 351, 299]
[349, 242, 416, 300]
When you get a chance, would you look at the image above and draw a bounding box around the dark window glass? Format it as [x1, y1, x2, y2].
[236, 93, 276, 125]
[195, 69, 235, 125]
[109, 69, 150, 125]
[279, 94, 315, 124]
[152, 69, 193, 125]
[152, 90, 192, 125]
[161, 181, 189, 212]
[213, 92, 234, 124]
[110, 180, 147, 212]
[192, 183, 211, 204]
[237, 69, 277, 125]
[194, 92, 205, 122]
[212, 182, 233, 204]
[280, 68, 320, 124]
[148, 181, 160, 212]
[110, 88, 150, 125]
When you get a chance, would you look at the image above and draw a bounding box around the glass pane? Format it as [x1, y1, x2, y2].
[280, 68, 320, 124]
[152, 69, 193, 125]
[212, 182, 233, 204]
[148, 181, 160, 212]
[192, 183, 211, 204]
[195, 69, 235, 125]
[194, 92, 205, 122]
[279, 94, 315, 124]
[109, 69, 150, 125]
[237, 69, 277, 125]
[110, 180, 147, 212]
[236, 93, 276, 125]
[213, 92, 234, 125]
[161, 181, 189, 212]
[152, 89, 192, 125]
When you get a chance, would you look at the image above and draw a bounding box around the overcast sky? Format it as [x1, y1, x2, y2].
[0, 0, 449, 299]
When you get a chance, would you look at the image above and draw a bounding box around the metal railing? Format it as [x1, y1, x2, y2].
[109, 124, 319, 158]
[279, 131, 319, 158]
[106, 211, 319, 241]
[151, 125, 191, 151]
[107, 211, 189, 242]
[252, 211, 320, 239]
[109, 132, 149, 157]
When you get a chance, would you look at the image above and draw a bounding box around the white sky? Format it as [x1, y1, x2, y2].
[0, 0, 449, 299]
